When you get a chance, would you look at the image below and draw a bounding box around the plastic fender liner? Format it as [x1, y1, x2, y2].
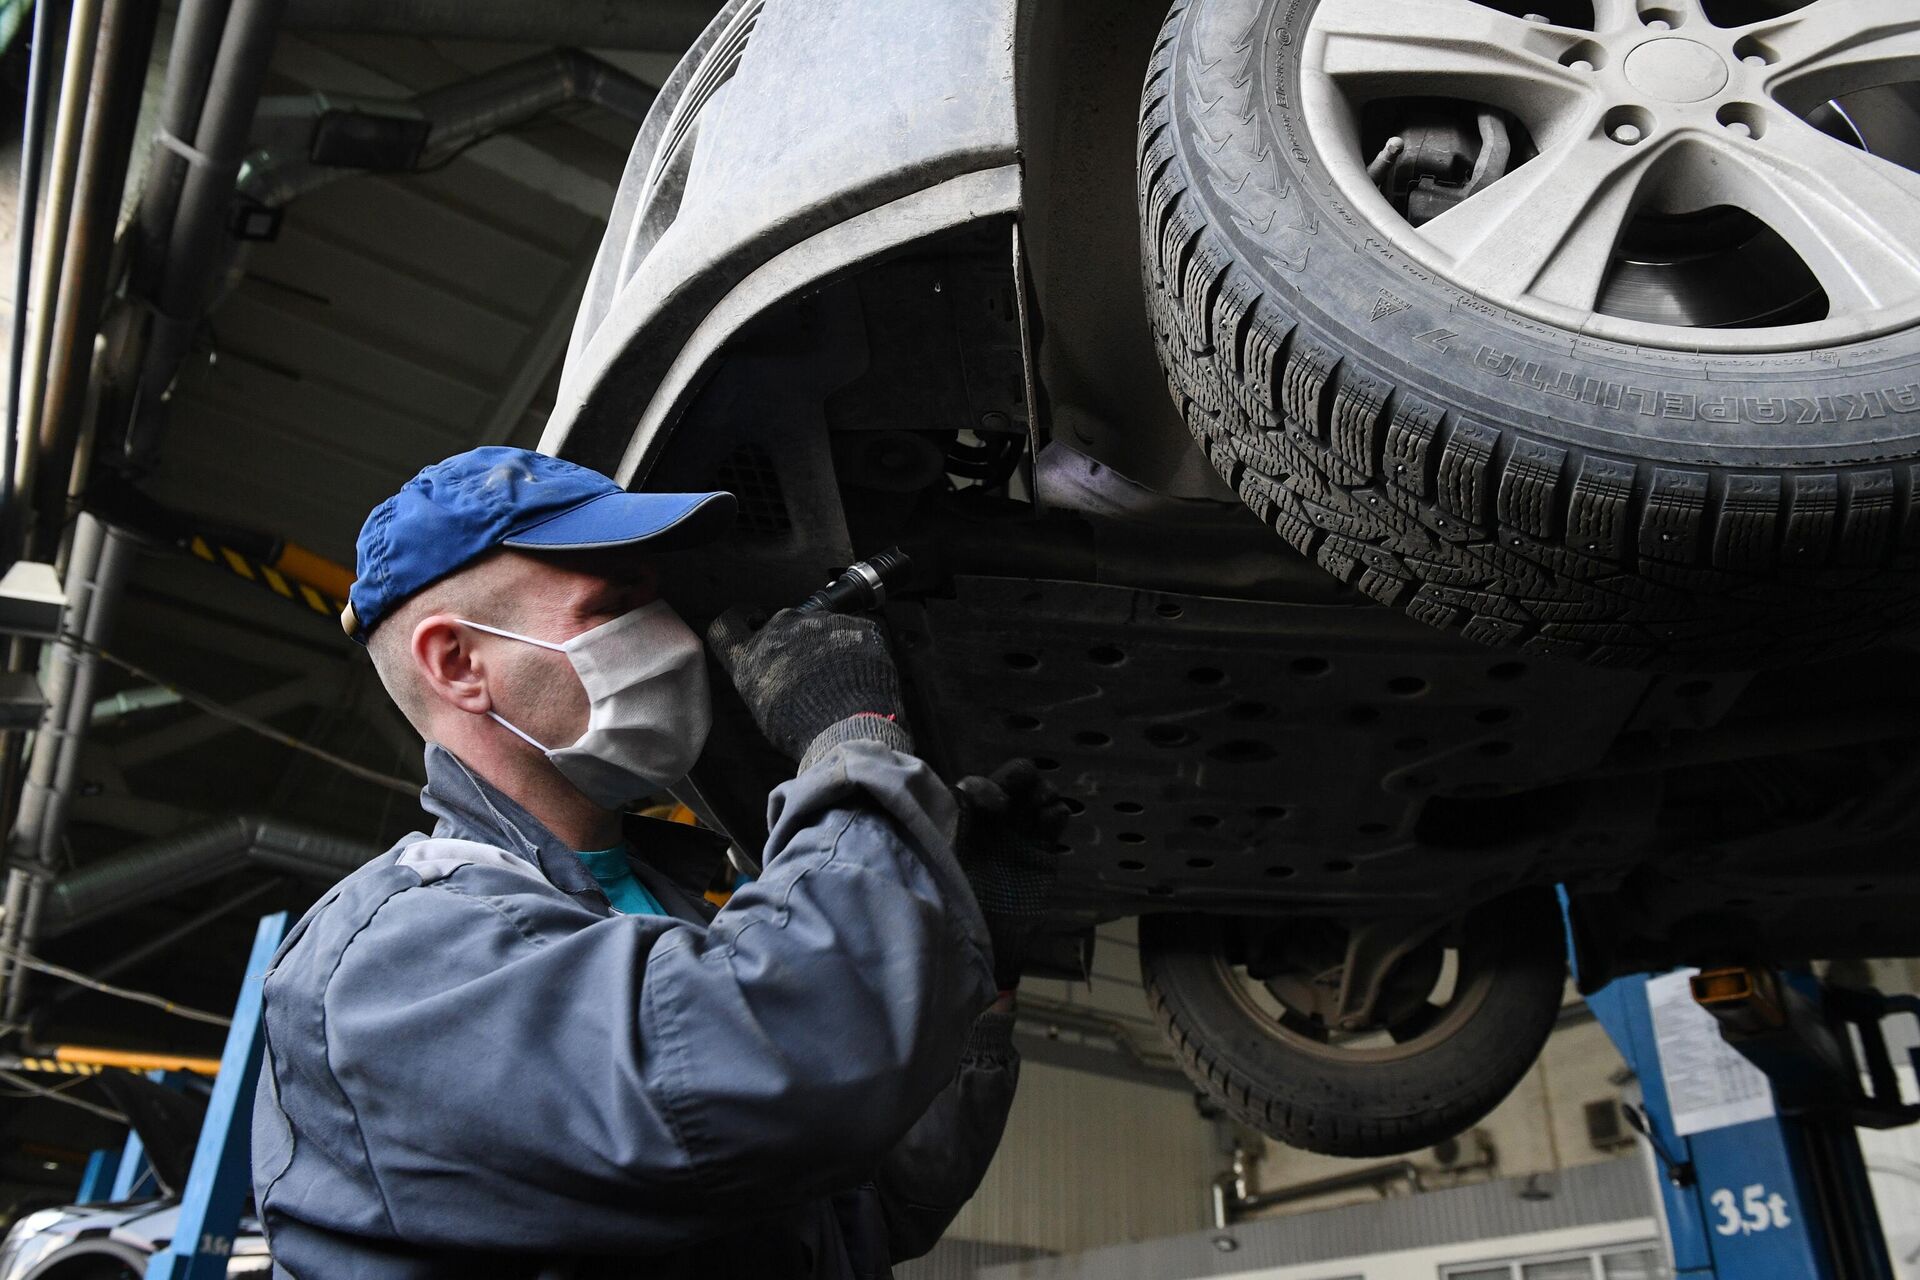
[545, 0, 1022, 483]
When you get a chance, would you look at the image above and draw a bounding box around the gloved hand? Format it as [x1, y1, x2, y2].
[706, 607, 911, 767]
[953, 760, 1070, 990]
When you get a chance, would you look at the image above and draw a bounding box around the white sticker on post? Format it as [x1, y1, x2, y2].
[1647, 968, 1777, 1136]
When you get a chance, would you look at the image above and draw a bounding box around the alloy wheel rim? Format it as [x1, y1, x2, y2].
[1298, 0, 1920, 353]
[1212, 927, 1499, 1064]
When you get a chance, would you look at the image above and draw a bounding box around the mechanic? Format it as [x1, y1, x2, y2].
[249, 446, 1061, 1279]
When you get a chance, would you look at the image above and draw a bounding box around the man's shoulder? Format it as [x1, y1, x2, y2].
[270, 835, 576, 993]
[307, 834, 560, 917]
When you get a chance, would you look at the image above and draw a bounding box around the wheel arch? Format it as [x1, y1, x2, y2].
[543, 0, 1024, 483]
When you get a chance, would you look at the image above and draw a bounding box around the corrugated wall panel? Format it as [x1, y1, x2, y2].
[899, 1240, 1051, 1280]
[944, 1058, 1219, 1256]
[979, 1157, 1652, 1280]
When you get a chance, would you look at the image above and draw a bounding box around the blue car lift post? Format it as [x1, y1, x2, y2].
[1590, 964, 1919, 1279]
[137, 912, 287, 1280]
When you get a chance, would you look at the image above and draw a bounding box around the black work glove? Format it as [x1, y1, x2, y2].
[706, 607, 911, 768]
[953, 760, 1070, 990]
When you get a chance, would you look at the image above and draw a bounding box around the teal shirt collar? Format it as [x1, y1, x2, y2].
[572, 845, 668, 917]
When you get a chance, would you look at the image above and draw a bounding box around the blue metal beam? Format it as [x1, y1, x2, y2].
[75, 1147, 121, 1203]
[144, 912, 287, 1280]
[108, 1125, 152, 1202]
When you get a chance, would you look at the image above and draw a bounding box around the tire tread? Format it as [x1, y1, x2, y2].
[1139, 0, 1920, 668]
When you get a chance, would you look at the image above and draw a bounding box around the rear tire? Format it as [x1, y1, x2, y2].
[1139, 894, 1566, 1156]
[1141, 0, 1920, 670]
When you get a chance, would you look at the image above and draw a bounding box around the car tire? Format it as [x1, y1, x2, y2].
[1138, 892, 1566, 1156]
[1140, 0, 1920, 670]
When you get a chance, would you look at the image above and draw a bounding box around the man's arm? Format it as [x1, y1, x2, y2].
[311, 740, 996, 1255]
[871, 1000, 1020, 1263]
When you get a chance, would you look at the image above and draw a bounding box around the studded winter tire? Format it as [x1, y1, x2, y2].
[1141, 0, 1920, 669]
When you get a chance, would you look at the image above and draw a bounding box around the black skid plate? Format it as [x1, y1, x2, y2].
[895, 576, 1655, 917]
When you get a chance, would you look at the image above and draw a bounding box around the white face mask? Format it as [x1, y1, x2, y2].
[460, 601, 712, 810]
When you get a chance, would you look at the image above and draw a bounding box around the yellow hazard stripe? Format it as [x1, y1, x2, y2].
[186, 540, 351, 627]
[12, 1057, 100, 1075]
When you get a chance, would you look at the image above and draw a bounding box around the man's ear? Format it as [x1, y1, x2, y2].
[412, 615, 493, 715]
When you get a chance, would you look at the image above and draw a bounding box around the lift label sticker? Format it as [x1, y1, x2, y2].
[1709, 1184, 1793, 1237]
[1646, 969, 1777, 1136]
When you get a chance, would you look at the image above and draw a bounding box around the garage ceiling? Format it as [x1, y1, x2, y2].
[36, 12, 692, 1058]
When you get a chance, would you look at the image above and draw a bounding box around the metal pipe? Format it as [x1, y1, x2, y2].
[414, 48, 656, 144]
[3, 0, 277, 1009]
[237, 50, 657, 209]
[280, 0, 724, 49]
[1229, 1160, 1423, 1217]
[124, 0, 291, 466]
[28, 0, 161, 556]
[5, 0, 62, 528]
[129, 0, 235, 295]
[91, 685, 186, 724]
[36, 815, 376, 936]
[40, 525, 134, 869]
[7, 513, 103, 856]
[11, 0, 103, 528]
[0, 514, 133, 1019]
[0, 512, 102, 1015]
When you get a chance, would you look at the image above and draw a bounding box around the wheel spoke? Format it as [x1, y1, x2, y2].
[1418, 112, 1655, 312]
[1696, 112, 1920, 316]
[1586, 0, 1643, 31]
[1756, 0, 1920, 113]
[1313, 0, 1594, 140]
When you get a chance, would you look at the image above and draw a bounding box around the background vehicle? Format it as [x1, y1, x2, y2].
[0, 1200, 268, 1279]
[549, 0, 1920, 1158]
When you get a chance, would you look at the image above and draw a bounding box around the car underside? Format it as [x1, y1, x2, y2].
[539, 0, 1920, 1154]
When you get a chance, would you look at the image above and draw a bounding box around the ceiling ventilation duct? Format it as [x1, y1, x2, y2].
[36, 815, 380, 937]
[238, 49, 657, 208]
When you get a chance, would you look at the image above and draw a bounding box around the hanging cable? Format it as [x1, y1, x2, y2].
[0, 947, 232, 1027]
[0, 1071, 92, 1098]
[0, 1068, 127, 1123]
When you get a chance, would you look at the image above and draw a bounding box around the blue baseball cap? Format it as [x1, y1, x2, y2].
[344, 447, 735, 642]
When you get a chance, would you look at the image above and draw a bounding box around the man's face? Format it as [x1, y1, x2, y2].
[468, 549, 659, 748]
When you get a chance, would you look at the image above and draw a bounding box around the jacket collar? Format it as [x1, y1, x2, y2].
[420, 742, 600, 898]
[418, 743, 729, 915]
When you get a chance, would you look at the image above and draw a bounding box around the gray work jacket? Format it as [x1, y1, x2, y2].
[251, 739, 1014, 1278]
